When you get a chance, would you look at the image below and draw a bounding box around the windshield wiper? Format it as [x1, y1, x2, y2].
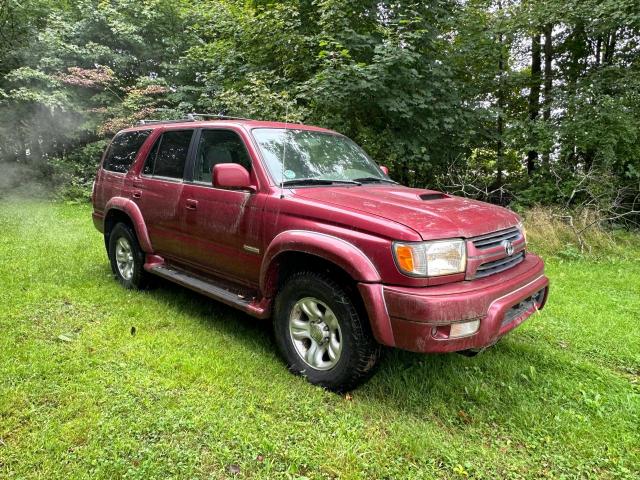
[281, 178, 361, 186]
[353, 177, 398, 184]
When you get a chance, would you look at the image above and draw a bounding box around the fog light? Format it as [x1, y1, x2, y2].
[449, 319, 480, 338]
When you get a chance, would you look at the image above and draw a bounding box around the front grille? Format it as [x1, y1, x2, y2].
[472, 226, 521, 250]
[475, 251, 525, 278]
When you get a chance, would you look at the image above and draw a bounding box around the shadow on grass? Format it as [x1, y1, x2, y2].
[148, 275, 276, 347]
[123, 271, 611, 429]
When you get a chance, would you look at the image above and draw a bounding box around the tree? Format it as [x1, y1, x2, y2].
[0, 0, 638, 223]
[527, 31, 541, 174]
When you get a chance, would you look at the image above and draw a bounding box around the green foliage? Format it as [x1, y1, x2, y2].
[0, 0, 639, 219]
[51, 140, 109, 201]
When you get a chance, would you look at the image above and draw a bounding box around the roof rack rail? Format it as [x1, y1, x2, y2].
[138, 118, 194, 126]
[137, 113, 254, 126]
[187, 112, 254, 121]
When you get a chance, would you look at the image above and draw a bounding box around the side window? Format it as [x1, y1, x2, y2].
[194, 130, 252, 183]
[142, 136, 161, 176]
[103, 130, 151, 173]
[143, 130, 193, 179]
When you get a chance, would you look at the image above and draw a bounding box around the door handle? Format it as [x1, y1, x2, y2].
[132, 190, 142, 199]
[185, 199, 198, 210]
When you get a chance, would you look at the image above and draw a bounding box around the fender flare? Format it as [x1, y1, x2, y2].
[259, 230, 381, 297]
[260, 230, 395, 346]
[104, 197, 153, 253]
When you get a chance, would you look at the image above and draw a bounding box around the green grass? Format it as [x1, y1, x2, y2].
[0, 201, 638, 479]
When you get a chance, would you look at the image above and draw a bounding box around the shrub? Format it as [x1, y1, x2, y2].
[51, 140, 108, 202]
[522, 206, 635, 259]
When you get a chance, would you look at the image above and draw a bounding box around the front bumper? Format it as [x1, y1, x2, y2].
[358, 254, 549, 353]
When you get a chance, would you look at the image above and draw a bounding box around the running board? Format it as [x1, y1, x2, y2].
[149, 265, 269, 319]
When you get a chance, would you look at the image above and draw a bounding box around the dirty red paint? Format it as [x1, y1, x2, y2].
[92, 119, 549, 354]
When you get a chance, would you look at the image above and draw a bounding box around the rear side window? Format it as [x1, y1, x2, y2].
[103, 130, 151, 173]
[143, 130, 193, 179]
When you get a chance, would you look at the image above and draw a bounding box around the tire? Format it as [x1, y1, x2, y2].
[273, 271, 382, 392]
[107, 222, 151, 290]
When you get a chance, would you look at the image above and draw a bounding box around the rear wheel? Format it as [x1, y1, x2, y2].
[273, 271, 382, 391]
[107, 222, 151, 289]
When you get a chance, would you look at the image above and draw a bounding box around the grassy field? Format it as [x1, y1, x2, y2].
[0, 201, 638, 479]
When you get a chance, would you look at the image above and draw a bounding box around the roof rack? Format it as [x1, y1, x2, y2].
[137, 119, 191, 126]
[138, 112, 254, 126]
[188, 113, 254, 121]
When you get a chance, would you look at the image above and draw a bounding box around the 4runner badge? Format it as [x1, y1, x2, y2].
[502, 239, 514, 256]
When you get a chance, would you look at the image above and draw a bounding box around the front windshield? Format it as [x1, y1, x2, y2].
[252, 128, 389, 185]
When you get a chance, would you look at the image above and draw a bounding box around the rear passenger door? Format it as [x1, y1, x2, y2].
[179, 128, 265, 284]
[133, 128, 195, 260]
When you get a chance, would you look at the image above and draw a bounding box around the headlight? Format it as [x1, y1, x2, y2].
[393, 239, 467, 277]
[517, 221, 527, 243]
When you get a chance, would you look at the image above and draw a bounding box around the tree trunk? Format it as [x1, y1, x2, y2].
[542, 23, 553, 165]
[563, 22, 586, 167]
[492, 0, 505, 196]
[496, 32, 504, 191]
[604, 29, 617, 64]
[527, 32, 541, 174]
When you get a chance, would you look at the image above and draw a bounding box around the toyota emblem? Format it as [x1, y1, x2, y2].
[502, 239, 514, 256]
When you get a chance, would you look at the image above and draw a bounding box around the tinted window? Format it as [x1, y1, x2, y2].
[143, 130, 193, 179]
[142, 137, 161, 176]
[103, 130, 151, 173]
[194, 130, 251, 183]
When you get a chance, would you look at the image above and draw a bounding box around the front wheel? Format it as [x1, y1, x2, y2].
[273, 271, 382, 391]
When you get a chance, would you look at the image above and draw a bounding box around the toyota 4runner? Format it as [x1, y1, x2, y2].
[92, 116, 549, 391]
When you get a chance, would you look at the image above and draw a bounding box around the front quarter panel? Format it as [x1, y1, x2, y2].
[260, 193, 438, 288]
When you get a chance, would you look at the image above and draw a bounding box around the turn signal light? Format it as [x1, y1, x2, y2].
[394, 244, 415, 273]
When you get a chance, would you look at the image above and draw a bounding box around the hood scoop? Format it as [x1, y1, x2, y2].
[388, 190, 449, 202]
[419, 192, 449, 201]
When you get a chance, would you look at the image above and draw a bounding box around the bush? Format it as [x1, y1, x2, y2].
[51, 140, 108, 202]
[522, 206, 635, 259]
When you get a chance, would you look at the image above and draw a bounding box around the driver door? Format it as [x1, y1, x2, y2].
[178, 128, 265, 285]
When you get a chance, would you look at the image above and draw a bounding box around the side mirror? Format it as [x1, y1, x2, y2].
[379, 165, 389, 175]
[212, 163, 255, 192]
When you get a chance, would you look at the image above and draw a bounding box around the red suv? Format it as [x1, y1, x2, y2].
[92, 116, 549, 391]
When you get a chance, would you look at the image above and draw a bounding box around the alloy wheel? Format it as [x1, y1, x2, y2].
[288, 296, 342, 370]
[115, 236, 135, 281]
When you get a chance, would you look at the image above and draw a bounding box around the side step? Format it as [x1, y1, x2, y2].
[149, 265, 269, 319]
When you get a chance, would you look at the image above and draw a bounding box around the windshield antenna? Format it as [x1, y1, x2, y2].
[279, 99, 289, 199]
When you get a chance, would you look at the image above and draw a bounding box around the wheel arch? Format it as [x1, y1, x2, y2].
[103, 198, 153, 253]
[260, 230, 381, 299]
[260, 230, 394, 347]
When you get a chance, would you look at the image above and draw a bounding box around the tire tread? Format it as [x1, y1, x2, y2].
[274, 271, 382, 391]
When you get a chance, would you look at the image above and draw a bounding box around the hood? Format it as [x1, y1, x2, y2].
[294, 185, 520, 240]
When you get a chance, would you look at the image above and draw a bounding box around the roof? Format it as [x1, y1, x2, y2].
[121, 118, 336, 134]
